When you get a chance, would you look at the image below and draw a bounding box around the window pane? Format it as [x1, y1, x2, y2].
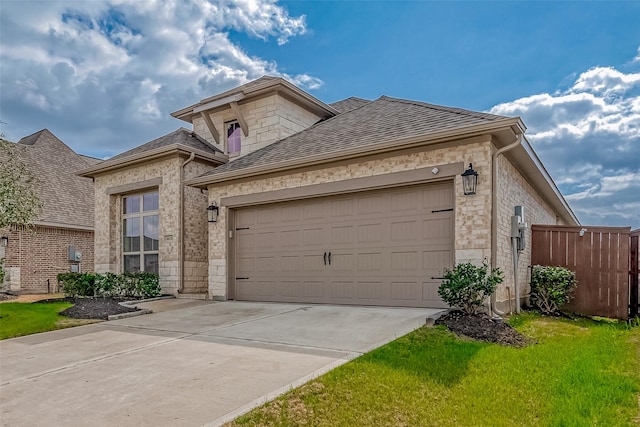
[144, 254, 159, 274]
[143, 215, 159, 251]
[227, 122, 241, 154]
[124, 255, 141, 273]
[143, 192, 159, 212]
[123, 218, 140, 252]
[123, 195, 141, 214]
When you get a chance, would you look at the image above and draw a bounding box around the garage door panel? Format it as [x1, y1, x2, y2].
[330, 225, 355, 245]
[281, 256, 301, 272]
[391, 251, 418, 270]
[302, 281, 325, 298]
[358, 223, 385, 243]
[391, 190, 420, 213]
[234, 182, 454, 308]
[423, 218, 453, 240]
[330, 281, 356, 299]
[390, 220, 420, 242]
[357, 195, 385, 215]
[357, 252, 383, 271]
[357, 281, 391, 300]
[302, 228, 325, 246]
[391, 281, 422, 300]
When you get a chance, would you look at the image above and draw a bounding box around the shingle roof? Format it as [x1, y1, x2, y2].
[199, 96, 511, 178]
[329, 97, 370, 113]
[109, 128, 222, 162]
[12, 129, 95, 228]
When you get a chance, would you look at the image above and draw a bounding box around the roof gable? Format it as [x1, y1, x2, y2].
[109, 128, 222, 162]
[193, 96, 512, 180]
[329, 97, 370, 113]
[13, 129, 95, 228]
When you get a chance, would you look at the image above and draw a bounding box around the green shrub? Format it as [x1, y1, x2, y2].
[58, 272, 161, 299]
[438, 262, 504, 315]
[530, 265, 577, 314]
[57, 272, 95, 298]
[0, 258, 5, 285]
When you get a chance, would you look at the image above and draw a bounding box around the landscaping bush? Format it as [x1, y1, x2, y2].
[0, 258, 5, 285]
[58, 272, 161, 299]
[438, 262, 504, 315]
[530, 265, 577, 314]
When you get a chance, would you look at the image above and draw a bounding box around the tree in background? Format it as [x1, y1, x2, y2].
[0, 134, 42, 228]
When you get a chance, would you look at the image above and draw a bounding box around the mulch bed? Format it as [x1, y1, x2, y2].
[39, 297, 140, 320]
[435, 310, 533, 347]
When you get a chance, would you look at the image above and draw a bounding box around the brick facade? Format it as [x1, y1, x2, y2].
[1, 225, 94, 293]
[494, 154, 558, 308]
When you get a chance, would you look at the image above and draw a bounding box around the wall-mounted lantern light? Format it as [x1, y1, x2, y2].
[207, 202, 219, 223]
[461, 163, 478, 195]
[0, 236, 8, 247]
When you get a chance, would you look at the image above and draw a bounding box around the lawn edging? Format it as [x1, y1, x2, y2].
[107, 295, 175, 320]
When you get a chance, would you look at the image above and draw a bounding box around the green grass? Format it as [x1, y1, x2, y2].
[0, 301, 96, 339]
[230, 314, 640, 427]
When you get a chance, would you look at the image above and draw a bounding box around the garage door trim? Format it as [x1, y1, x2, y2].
[227, 179, 455, 306]
[221, 162, 463, 209]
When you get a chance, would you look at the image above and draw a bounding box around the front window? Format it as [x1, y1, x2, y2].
[226, 121, 241, 156]
[123, 191, 159, 274]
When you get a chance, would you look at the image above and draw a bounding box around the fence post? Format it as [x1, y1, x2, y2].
[630, 234, 639, 318]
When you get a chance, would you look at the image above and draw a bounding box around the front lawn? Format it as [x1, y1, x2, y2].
[229, 314, 640, 426]
[0, 301, 98, 339]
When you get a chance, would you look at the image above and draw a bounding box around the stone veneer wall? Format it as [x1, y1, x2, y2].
[93, 156, 183, 294]
[193, 94, 322, 157]
[182, 159, 213, 293]
[1, 225, 94, 293]
[495, 154, 558, 309]
[206, 136, 494, 299]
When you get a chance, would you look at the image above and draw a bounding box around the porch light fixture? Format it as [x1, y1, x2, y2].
[207, 202, 219, 223]
[461, 163, 479, 195]
[0, 236, 7, 247]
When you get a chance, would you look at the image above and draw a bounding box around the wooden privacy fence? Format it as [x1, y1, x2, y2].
[531, 225, 637, 320]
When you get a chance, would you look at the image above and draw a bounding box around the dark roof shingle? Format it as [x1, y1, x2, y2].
[200, 96, 511, 178]
[329, 97, 370, 113]
[11, 129, 95, 228]
[109, 128, 222, 162]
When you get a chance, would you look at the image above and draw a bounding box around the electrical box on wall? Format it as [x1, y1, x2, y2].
[68, 246, 82, 262]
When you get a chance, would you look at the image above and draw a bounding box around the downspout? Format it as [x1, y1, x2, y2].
[490, 131, 523, 317]
[178, 152, 196, 294]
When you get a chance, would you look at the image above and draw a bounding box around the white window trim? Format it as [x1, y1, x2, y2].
[225, 120, 241, 157]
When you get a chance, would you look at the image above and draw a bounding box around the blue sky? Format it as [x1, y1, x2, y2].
[1, 1, 639, 228]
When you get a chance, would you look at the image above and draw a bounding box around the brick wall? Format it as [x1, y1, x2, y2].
[1, 225, 94, 293]
[206, 136, 494, 299]
[495, 154, 558, 309]
[193, 94, 322, 157]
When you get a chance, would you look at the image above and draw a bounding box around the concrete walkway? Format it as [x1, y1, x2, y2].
[0, 300, 443, 426]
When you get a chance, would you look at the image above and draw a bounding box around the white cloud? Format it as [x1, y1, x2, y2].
[490, 54, 640, 229]
[0, 0, 319, 157]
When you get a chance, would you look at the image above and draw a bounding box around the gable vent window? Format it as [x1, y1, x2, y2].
[123, 191, 159, 274]
[227, 121, 241, 156]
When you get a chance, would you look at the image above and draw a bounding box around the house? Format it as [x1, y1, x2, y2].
[80, 76, 578, 311]
[1, 129, 97, 293]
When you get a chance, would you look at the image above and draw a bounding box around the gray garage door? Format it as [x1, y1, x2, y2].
[233, 182, 454, 308]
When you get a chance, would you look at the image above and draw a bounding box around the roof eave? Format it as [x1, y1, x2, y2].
[506, 137, 579, 226]
[78, 144, 228, 178]
[185, 118, 522, 188]
[171, 78, 339, 123]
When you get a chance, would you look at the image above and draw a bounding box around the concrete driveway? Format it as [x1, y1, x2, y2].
[0, 300, 443, 426]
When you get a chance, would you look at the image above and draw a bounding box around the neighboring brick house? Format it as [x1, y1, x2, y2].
[1, 129, 97, 293]
[80, 76, 578, 312]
